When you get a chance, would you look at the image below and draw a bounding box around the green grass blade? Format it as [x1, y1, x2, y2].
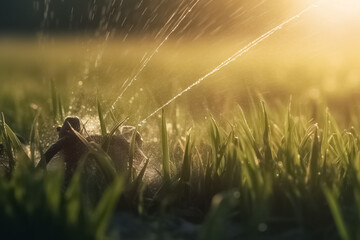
[4, 124, 24, 153]
[237, 106, 262, 160]
[29, 110, 41, 163]
[132, 158, 150, 193]
[50, 80, 58, 120]
[65, 168, 83, 225]
[128, 126, 138, 180]
[58, 94, 64, 122]
[45, 169, 64, 215]
[161, 108, 171, 182]
[308, 126, 320, 185]
[108, 117, 128, 138]
[0, 113, 15, 172]
[181, 129, 192, 183]
[101, 117, 128, 151]
[93, 177, 124, 240]
[261, 101, 273, 170]
[97, 96, 107, 137]
[209, 115, 221, 152]
[324, 187, 351, 240]
[4, 123, 30, 166]
[69, 124, 116, 182]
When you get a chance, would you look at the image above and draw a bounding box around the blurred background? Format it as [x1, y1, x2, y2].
[0, 0, 317, 35]
[1, 0, 360, 135]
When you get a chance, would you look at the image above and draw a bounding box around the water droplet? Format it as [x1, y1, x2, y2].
[30, 103, 39, 110]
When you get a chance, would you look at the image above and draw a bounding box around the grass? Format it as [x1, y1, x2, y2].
[1, 37, 360, 239]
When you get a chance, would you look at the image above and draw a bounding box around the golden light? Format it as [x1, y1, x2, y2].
[295, 0, 360, 48]
[311, 0, 360, 26]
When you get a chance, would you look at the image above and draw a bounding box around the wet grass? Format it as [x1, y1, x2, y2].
[1, 38, 360, 239]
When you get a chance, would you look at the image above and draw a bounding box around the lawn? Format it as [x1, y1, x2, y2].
[1, 35, 360, 239]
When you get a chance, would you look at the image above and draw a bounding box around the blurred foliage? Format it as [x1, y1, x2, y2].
[3, 95, 360, 238]
[1, 38, 359, 137]
[0, 0, 313, 36]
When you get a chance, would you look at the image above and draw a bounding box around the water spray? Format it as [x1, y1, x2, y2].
[137, 3, 319, 126]
[105, 0, 200, 118]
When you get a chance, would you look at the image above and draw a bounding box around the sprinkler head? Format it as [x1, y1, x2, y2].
[58, 116, 81, 139]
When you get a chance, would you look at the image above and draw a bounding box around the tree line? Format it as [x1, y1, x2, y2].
[0, 0, 313, 36]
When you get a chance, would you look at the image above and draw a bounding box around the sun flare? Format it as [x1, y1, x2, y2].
[311, 0, 360, 25]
